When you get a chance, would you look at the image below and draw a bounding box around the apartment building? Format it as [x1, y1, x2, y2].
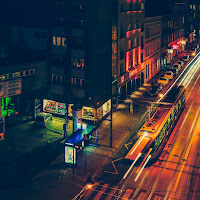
[116, 0, 145, 103]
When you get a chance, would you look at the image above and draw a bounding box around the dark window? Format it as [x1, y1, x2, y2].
[141, 36, 144, 49]
[120, 27, 125, 39]
[20, 71, 24, 77]
[120, 64, 124, 75]
[141, 53, 143, 62]
[9, 73, 13, 79]
[30, 69, 35, 75]
[82, 79, 86, 89]
[120, 50, 124, 59]
[35, 31, 46, 39]
[25, 70, 30, 76]
[76, 78, 80, 87]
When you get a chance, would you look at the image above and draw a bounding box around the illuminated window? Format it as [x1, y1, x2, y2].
[57, 37, 61, 46]
[2, 75, 7, 80]
[53, 36, 56, 45]
[62, 38, 67, 46]
[141, 3, 144, 10]
[13, 72, 19, 78]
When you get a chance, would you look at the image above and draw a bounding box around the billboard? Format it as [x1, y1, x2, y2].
[43, 99, 73, 116]
[64, 144, 76, 165]
[0, 79, 22, 98]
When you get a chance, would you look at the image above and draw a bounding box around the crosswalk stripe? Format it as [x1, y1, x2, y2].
[83, 183, 99, 199]
[122, 189, 133, 199]
[93, 184, 109, 200]
[105, 186, 119, 200]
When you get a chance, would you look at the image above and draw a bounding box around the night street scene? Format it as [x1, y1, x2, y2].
[1, 0, 200, 199]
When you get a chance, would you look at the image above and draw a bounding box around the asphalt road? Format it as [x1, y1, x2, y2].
[75, 48, 200, 199]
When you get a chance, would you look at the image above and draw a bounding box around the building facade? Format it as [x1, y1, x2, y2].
[144, 16, 162, 82]
[116, 0, 145, 104]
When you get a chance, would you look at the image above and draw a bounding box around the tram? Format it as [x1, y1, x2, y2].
[125, 85, 186, 161]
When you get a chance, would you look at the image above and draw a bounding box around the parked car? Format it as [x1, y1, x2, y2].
[34, 112, 52, 127]
[164, 71, 174, 80]
[172, 63, 181, 71]
[157, 77, 169, 86]
[182, 55, 190, 62]
[169, 68, 179, 75]
[148, 85, 163, 97]
[177, 60, 184, 68]
[194, 44, 199, 49]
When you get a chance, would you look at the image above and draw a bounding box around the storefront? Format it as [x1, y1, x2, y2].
[43, 99, 74, 117]
[42, 98, 111, 123]
[82, 99, 111, 122]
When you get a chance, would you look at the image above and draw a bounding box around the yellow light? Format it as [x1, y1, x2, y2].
[86, 184, 93, 189]
[159, 93, 164, 98]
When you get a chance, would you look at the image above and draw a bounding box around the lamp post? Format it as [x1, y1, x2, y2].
[110, 97, 113, 147]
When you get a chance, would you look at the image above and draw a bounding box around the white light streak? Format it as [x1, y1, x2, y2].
[134, 155, 151, 182]
[123, 153, 141, 180]
[130, 135, 145, 155]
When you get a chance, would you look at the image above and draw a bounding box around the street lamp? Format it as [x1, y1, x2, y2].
[85, 177, 94, 189]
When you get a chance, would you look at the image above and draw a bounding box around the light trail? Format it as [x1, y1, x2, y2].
[130, 135, 145, 155]
[146, 62, 200, 200]
[134, 155, 151, 182]
[123, 153, 141, 179]
[164, 105, 200, 200]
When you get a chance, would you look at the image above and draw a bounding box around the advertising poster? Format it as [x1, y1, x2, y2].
[0, 79, 22, 98]
[103, 99, 111, 117]
[43, 99, 56, 113]
[82, 106, 95, 120]
[57, 102, 65, 115]
[65, 145, 76, 165]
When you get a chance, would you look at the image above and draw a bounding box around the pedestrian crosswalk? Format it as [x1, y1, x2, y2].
[80, 183, 163, 200]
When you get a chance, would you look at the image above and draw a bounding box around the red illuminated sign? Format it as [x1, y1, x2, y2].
[121, 76, 124, 84]
[129, 68, 137, 78]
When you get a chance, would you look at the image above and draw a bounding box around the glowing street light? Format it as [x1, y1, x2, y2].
[85, 177, 94, 189]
